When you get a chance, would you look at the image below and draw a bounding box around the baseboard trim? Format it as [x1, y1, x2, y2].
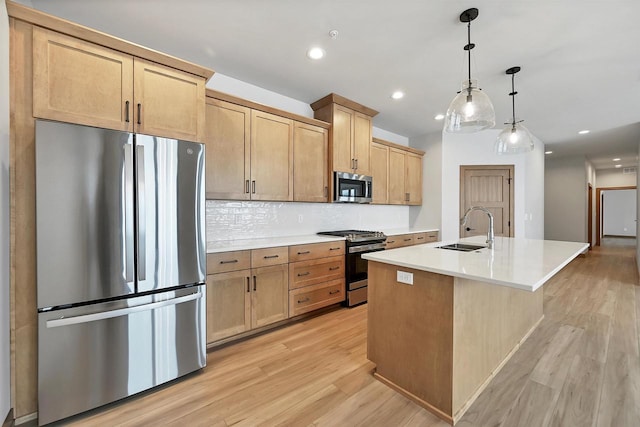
[14, 412, 36, 426]
[2, 409, 14, 427]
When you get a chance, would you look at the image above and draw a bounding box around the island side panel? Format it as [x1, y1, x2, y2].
[451, 277, 543, 417]
[367, 261, 455, 419]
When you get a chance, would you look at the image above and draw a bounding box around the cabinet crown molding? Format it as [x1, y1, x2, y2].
[6, 0, 214, 80]
[310, 93, 379, 117]
[372, 137, 425, 156]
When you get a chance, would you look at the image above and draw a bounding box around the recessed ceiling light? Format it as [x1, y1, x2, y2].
[391, 91, 404, 100]
[612, 158, 621, 161]
[545, 151, 553, 155]
[578, 130, 590, 135]
[615, 164, 622, 168]
[434, 114, 445, 120]
[307, 47, 325, 60]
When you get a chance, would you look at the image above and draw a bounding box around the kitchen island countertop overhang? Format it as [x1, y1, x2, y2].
[362, 235, 589, 292]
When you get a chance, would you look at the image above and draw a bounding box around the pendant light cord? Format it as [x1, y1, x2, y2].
[467, 21, 472, 87]
[511, 73, 516, 127]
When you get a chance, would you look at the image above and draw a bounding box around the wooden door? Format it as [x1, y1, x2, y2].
[293, 122, 328, 202]
[332, 105, 354, 173]
[460, 166, 513, 238]
[353, 112, 372, 175]
[205, 99, 251, 200]
[133, 58, 205, 142]
[588, 184, 593, 249]
[251, 264, 289, 328]
[206, 269, 251, 343]
[32, 27, 134, 131]
[406, 153, 423, 206]
[388, 148, 406, 205]
[250, 110, 294, 201]
[370, 142, 389, 204]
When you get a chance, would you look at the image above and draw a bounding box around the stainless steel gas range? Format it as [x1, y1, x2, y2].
[317, 230, 387, 306]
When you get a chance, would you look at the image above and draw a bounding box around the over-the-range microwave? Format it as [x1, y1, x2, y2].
[333, 171, 372, 203]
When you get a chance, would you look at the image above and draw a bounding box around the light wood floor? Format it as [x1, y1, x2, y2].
[58, 241, 639, 427]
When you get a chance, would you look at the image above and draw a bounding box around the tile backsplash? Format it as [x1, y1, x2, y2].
[206, 200, 410, 242]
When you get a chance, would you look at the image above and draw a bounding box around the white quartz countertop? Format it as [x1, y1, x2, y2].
[380, 227, 439, 236]
[206, 234, 345, 253]
[363, 236, 589, 292]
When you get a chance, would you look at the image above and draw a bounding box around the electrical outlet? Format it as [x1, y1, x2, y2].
[298, 214, 303, 223]
[397, 270, 414, 285]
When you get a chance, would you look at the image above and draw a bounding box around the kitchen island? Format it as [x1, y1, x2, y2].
[362, 236, 588, 425]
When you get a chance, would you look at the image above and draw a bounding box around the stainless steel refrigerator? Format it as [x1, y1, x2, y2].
[35, 120, 207, 425]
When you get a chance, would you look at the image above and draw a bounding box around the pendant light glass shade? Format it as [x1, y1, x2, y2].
[495, 66, 535, 154]
[495, 122, 534, 154]
[444, 79, 496, 133]
[443, 8, 495, 134]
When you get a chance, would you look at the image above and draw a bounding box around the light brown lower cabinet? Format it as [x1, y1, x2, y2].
[385, 231, 439, 249]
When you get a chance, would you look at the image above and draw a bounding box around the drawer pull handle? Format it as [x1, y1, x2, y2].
[220, 259, 238, 264]
[298, 297, 310, 304]
[404, 238, 412, 242]
[329, 266, 340, 271]
[417, 237, 424, 240]
[387, 240, 395, 244]
[297, 251, 310, 255]
[137, 103, 142, 125]
[125, 101, 130, 123]
[329, 290, 340, 295]
[246, 277, 250, 293]
[245, 180, 250, 194]
[253, 276, 257, 291]
[329, 247, 341, 251]
[263, 255, 279, 259]
[297, 272, 310, 277]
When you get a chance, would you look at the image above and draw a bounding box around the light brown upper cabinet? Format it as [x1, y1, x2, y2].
[372, 137, 424, 206]
[370, 142, 389, 204]
[205, 90, 330, 202]
[311, 93, 378, 176]
[205, 98, 251, 200]
[293, 122, 329, 202]
[33, 27, 206, 142]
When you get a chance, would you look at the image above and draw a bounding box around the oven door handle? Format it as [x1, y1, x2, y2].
[348, 242, 387, 253]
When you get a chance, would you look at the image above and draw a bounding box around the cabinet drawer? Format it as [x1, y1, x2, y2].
[425, 232, 439, 243]
[413, 232, 428, 244]
[289, 279, 345, 317]
[385, 234, 413, 249]
[289, 256, 344, 290]
[251, 246, 289, 268]
[207, 250, 251, 274]
[289, 241, 345, 262]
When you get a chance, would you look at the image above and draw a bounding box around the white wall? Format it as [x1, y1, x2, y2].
[409, 131, 442, 229]
[544, 156, 588, 242]
[586, 160, 596, 246]
[440, 130, 544, 241]
[596, 167, 637, 188]
[205, 73, 411, 241]
[602, 189, 636, 237]
[1, 0, 11, 421]
[637, 143, 640, 277]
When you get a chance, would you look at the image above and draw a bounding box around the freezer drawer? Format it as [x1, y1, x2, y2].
[38, 285, 206, 425]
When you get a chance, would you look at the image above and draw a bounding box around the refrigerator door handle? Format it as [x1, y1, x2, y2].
[136, 145, 146, 281]
[46, 292, 202, 328]
[124, 143, 135, 284]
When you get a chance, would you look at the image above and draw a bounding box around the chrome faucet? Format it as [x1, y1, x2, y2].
[461, 206, 494, 249]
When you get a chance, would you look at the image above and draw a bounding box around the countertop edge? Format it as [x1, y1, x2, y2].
[206, 235, 346, 253]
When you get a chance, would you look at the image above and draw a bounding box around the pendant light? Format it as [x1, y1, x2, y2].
[444, 8, 495, 133]
[495, 66, 535, 154]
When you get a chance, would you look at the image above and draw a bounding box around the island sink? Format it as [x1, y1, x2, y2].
[437, 243, 485, 252]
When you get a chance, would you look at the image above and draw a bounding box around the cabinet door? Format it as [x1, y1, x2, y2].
[353, 112, 372, 175]
[370, 142, 389, 204]
[206, 270, 251, 343]
[293, 122, 329, 202]
[388, 148, 406, 204]
[32, 27, 133, 131]
[251, 264, 289, 328]
[406, 153, 423, 206]
[205, 99, 251, 200]
[133, 58, 205, 142]
[250, 110, 294, 201]
[332, 105, 354, 173]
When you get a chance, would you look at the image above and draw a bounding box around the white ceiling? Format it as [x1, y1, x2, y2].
[26, 0, 640, 168]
